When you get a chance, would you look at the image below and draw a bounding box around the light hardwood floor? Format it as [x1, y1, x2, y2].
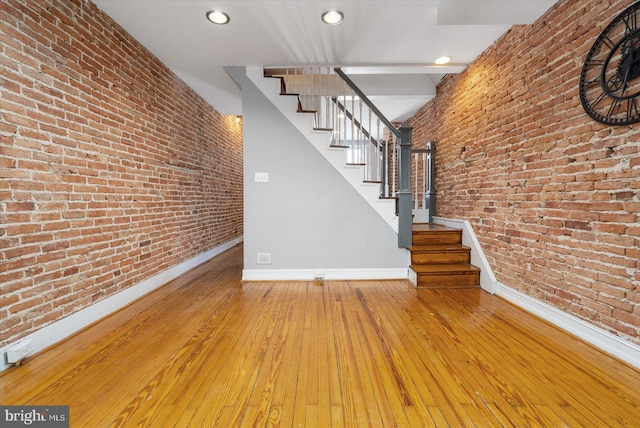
[1, 244, 639, 427]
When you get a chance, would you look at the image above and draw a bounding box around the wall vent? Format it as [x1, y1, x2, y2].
[257, 253, 271, 264]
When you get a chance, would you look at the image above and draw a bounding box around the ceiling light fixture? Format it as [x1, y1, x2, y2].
[321, 10, 344, 25]
[434, 56, 452, 65]
[206, 10, 230, 25]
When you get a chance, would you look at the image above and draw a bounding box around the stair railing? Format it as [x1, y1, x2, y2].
[411, 141, 436, 223]
[264, 66, 415, 247]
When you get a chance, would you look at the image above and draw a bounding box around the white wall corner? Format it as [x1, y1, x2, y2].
[408, 267, 417, 286]
[0, 237, 243, 373]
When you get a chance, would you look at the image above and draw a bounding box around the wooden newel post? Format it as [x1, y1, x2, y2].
[397, 124, 413, 248]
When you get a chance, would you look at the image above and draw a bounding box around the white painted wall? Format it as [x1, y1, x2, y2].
[228, 68, 408, 280]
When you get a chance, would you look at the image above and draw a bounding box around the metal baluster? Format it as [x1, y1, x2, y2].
[414, 153, 418, 210]
[285, 68, 289, 94]
[291, 68, 295, 94]
[315, 67, 318, 126]
[392, 133, 397, 196]
[334, 74, 339, 145]
[312, 68, 317, 126]
[426, 141, 436, 222]
[325, 68, 329, 129]
[422, 152, 427, 210]
[358, 99, 363, 168]
[302, 68, 306, 111]
[368, 109, 373, 182]
[311, 67, 315, 125]
[343, 91, 347, 148]
[350, 95, 355, 154]
[382, 119, 388, 197]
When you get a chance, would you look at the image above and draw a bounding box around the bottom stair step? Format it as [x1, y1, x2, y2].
[411, 264, 480, 288]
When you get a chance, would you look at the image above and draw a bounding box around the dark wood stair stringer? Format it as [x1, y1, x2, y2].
[410, 223, 480, 288]
[264, 73, 328, 131]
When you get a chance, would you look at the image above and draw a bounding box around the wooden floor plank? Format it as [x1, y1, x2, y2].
[269, 283, 308, 427]
[443, 288, 640, 426]
[2, 244, 640, 427]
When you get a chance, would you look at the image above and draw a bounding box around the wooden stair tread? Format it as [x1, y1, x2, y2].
[411, 264, 480, 274]
[412, 223, 459, 232]
[408, 245, 470, 253]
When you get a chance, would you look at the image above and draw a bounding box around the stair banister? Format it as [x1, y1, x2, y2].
[411, 141, 436, 223]
[264, 66, 420, 247]
[334, 99, 379, 146]
[333, 68, 401, 139]
[334, 67, 413, 248]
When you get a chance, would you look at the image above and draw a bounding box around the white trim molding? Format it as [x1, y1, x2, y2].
[496, 282, 640, 369]
[433, 216, 498, 293]
[1, 237, 243, 373]
[434, 216, 640, 369]
[242, 268, 409, 282]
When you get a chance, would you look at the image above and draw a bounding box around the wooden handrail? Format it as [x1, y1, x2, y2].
[333, 67, 401, 139]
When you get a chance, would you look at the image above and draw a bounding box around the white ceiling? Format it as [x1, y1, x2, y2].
[93, 0, 558, 122]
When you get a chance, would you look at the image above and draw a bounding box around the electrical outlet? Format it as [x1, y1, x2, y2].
[6, 339, 33, 364]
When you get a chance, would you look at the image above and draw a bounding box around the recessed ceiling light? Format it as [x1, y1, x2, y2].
[321, 10, 344, 25]
[434, 56, 452, 65]
[206, 10, 230, 25]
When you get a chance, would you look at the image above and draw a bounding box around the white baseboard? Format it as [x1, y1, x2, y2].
[242, 267, 409, 281]
[496, 282, 640, 369]
[434, 216, 640, 369]
[0, 237, 243, 373]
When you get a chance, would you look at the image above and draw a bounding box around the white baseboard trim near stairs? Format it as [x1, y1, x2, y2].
[242, 268, 409, 281]
[0, 237, 243, 373]
[433, 216, 498, 293]
[433, 216, 640, 369]
[496, 282, 640, 369]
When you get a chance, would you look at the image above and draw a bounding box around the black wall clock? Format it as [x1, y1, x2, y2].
[579, 2, 640, 126]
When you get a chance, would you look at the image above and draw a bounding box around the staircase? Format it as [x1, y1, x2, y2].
[409, 223, 481, 288]
[243, 66, 483, 287]
[252, 66, 401, 234]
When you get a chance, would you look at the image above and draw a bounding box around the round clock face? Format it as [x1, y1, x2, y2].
[579, 2, 640, 126]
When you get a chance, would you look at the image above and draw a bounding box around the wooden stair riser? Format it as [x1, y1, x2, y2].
[410, 248, 471, 265]
[415, 271, 480, 288]
[412, 230, 462, 246]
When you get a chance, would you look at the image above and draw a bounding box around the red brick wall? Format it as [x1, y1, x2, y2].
[410, 0, 640, 345]
[0, 0, 243, 346]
